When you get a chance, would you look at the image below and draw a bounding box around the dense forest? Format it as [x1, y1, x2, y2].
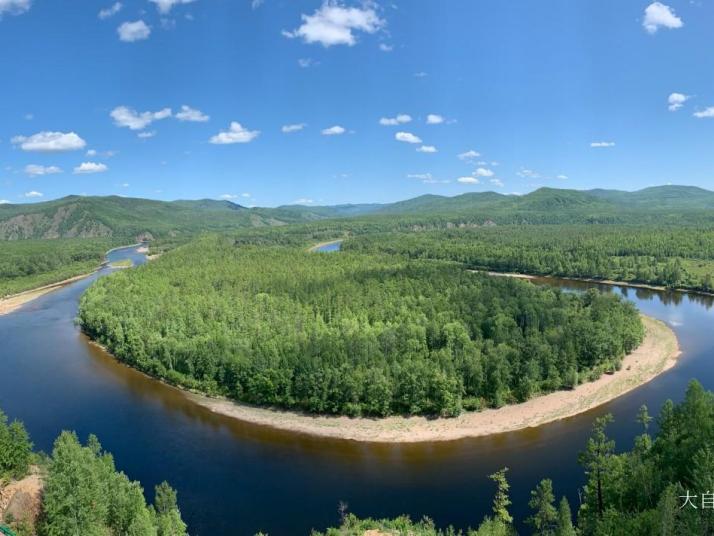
[0, 408, 186, 536]
[0, 238, 119, 298]
[316, 382, 714, 535]
[343, 225, 714, 292]
[79, 236, 643, 417]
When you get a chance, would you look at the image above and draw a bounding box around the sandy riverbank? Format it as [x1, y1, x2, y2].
[187, 315, 679, 443]
[0, 272, 97, 316]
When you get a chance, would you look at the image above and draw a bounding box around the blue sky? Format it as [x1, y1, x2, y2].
[1, 0, 714, 207]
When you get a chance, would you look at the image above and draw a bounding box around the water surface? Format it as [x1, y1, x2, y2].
[1, 244, 712, 535]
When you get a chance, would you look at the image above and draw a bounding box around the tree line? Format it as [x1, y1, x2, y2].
[0, 408, 186, 536]
[316, 381, 714, 535]
[79, 236, 643, 417]
[343, 225, 714, 292]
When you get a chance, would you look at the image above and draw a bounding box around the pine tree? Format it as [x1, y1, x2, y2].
[527, 479, 557, 535]
[488, 467, 513, 525]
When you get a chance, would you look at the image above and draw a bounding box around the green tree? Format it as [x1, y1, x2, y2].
[488, 468, 513, 525]
[527, 479, 557, 535]
[578, 414, 615, 519]
[555, 497, 575, 536]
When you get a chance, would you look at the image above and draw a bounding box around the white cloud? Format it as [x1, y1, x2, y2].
[86, 149, 97, 156]
[668, 92, 690, 112]
[556, 174, 569, 180]
[490, 178, 504, 188]
[149, 0, 195, 14]
[118, 20, 151, 42]
[12, 131, 86, 152]
[220, 194, 239, 199]
[590, 141, 616, 148]
[209, 122, 260, 144]
[98, 2, 122, 19]
[23, 191, 43, 198]
[0, 200, 9, 204]
[475, 167, 494, 177]
[137, 131, 156, 139]
[517, 168, 541, 179]
[73, 162, 108, 174]
[379, 43, 393, 52]
[417, 145, 437, 153]
[283, 2, 385, 47]
[297, 58, 317, 68]
[395, 131, 421, 144]
[643, 2, 683, 34]
[293, 197, 315, 205]
[120, 182, 129, 187]
[458, 149, 480, 161]
[175, 105, 209, 122]
[251, 0, 264, 9]
[321, 125, 346, 136]
[426, 114, 444, 125]
[379, 114, 412, 126]
[413, 71, 428, 78]
[407, 173, 433, 180]
[457, 177, 479, 184]
[282, 123, 306, 133]
[0, 0, 30, 18]
[111, 106, 171, 130]
[24, 164, 62, 177]
[693, 107, 714, 119]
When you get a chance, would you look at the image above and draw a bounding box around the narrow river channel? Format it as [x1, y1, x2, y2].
[1, 243, 712, 535]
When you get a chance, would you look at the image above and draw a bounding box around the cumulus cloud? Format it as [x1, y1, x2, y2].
[693, 107, 714, 119]
[379, 114, 411, 126]
[458, 149, 481, 161]
[118, 20, 151, 42]
[490, 178, 504, 188]
[98, 2, 122, 19]
[643, 2, 683, 34]
[149, 0, 195, 14]
[209, 122, 260, 144]
[590, 141, 616, 148]
[474, 167, 495, 177]
[23, 191, 43, 198]
[668, 92, 690, 112]
[24, 164, 62, 177]
[111, 106, 171, 130]
[12, 131, 86, 152]
[73, 162, 108, 174]
[426, 114, 444, 125]
[417, 145, 437, 153]
[321, 125, 346, 136]
[395, 131, 421, 144]
[457, 177, 479, 184]
[283, 1, 385, 47]
[282, 123, 306, 133]
[379, 43, 393, 52]
[175, 105, 209, 122]
[0, 0, 30, 18]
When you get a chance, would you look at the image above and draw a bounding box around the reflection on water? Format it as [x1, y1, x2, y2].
[2, 246, 714, 535]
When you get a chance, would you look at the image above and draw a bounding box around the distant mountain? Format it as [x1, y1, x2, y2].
[2, 185, 713, 241]
[0, 195, 312, 240]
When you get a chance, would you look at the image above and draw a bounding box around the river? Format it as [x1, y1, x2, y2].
[1, 243, 713, 535]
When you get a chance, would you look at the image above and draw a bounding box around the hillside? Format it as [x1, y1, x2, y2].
[3, 185, 714, 241]
[0, 195, 313, 241]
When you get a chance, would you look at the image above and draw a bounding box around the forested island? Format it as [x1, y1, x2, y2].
[78, 236, 644, 419]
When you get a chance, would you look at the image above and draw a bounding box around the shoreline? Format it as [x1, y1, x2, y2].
[0, 271, 99, 316]
[181, 315, 679, 443]
[306, 239, 344, 252]
[0, 242, 141, 316]
[485, 270, 714, 298]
